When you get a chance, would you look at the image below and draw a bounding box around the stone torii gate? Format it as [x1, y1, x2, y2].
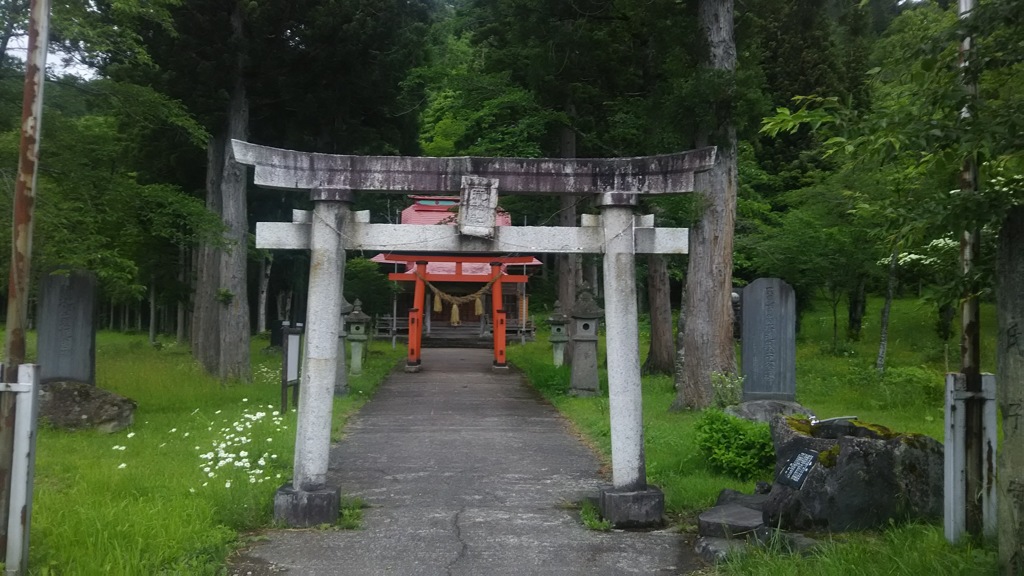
[235, 140, 716, 527]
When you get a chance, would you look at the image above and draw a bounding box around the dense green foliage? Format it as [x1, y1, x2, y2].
[693, 409, 775, 481]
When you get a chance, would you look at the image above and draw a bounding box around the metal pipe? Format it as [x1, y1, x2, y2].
[5, 364, 39, 576]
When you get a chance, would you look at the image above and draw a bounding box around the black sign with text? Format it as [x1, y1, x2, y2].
[777, 450, 818, 489]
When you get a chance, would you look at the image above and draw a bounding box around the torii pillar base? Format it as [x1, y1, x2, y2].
[404, 361, 422, 373]
[598, 485, 665, 529]
[273, 482, 341, 527]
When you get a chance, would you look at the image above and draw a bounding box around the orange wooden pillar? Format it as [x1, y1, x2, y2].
[406, 264, 427, 371]
[490, 262, 507, 368]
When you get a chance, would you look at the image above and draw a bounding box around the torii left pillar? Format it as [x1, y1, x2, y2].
[490, 262, 507, 370]
[596, 192, 664, 527]
[273, 191, 350, 527]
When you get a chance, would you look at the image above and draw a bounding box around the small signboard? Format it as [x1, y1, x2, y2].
[777, 449, 818, 490]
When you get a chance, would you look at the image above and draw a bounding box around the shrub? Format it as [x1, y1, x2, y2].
[694, 409, 775, 481]
[710, 371, 743, 408]
[880, 365, 944, 405]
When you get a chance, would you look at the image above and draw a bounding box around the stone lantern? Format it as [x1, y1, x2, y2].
[547, 301, 570, 367]
[570, 285, 603, 396]
[346, 300, 371, 376]
[335, 295, 356, 396]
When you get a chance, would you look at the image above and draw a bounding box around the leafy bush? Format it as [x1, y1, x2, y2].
[879, 365, 944, 405]
[694, 409, 775, 481]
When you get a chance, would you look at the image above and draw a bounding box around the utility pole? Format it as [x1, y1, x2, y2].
[2, 0, 50, 551]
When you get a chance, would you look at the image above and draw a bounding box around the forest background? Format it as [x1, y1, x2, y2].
[1, 0, 1023, 570]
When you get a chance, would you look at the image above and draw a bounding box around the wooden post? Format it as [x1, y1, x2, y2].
[406, 267, 426, 371]
[490, 263, 506, 368]
[955, 0, 987, 539]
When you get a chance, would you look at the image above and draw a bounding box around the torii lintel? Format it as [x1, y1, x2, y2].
[231, 140, 716, 196]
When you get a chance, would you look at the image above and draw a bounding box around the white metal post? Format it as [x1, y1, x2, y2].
[945, 372, 998, 542]
[5, 364, 40, 576]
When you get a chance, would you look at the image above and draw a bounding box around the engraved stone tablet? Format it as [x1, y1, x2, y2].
[37, 269, 97, 385]
[777, 449, 818, 490]
[741, 278, 796, 402]
[458, 176, 498, 238]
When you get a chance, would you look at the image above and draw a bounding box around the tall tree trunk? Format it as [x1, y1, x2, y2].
[216, 1, 252, 382]
[643, 254, 674, 375]
[148, 280, 157, 345]
[191, 138, 224, 374]
[176, 246, 187, 344]
[674, 281, 687, 390]
[997, 205, 1024, 576]
[875, 246, 898, 373]
[277, 288, 293, 323]
[847, 278, 866, 341]
[673, 0, 737, 410]
[558, 120, 577, 364]
[257, 254, 272, 334]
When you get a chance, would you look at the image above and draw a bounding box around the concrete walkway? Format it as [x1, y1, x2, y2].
[231, 348, 698, 575]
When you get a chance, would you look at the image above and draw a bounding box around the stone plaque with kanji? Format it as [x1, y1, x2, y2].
[458, 176, 499, 238]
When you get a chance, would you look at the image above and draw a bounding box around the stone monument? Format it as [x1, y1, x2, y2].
[37, 269, 97, 385]
[741, 278, 795, 402]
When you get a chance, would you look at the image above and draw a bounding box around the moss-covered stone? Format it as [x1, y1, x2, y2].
[784, 415, 814, 436]
[818, 444, 841, 468]
[848, 419, 898, 440]
[898, 433, 933, 450]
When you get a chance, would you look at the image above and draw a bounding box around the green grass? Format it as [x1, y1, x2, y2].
[719, 522, 996, 576]
[509, 296, 1000, 574]
[579, 500, 611, 531]
[7, 330, 402, 575]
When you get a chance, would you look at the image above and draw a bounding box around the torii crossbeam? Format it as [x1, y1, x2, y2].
[236, 140, 716, 528]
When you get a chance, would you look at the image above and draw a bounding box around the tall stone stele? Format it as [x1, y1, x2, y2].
[741, 278, 796, 402]
[346, 300, 371, 376]
[548, 301, 570, 367]
[570, 286, 603, 396]
[38, 269, 97, 385]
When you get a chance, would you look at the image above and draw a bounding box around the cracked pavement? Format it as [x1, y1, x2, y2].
[230, 348, 698, 575]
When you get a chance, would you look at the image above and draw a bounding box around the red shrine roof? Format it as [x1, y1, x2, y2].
[399, 196, 513, 226]
[372, 196, 538, 275]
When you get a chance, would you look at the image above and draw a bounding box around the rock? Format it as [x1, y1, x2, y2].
[698, 503, 765, 539]
[695, 536, 747, 564]
[768, 414, 836, 478]
[39, 380, 137, 433]
[750, 526, 820, 555]
[762, 415, 944, 532]
[725, 400, 816, 424]
[714, 488, 768, 511]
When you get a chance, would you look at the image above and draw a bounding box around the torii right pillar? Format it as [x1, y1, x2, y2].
[596, 191, 664, 527]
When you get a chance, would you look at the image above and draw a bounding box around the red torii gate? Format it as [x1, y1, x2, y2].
[378, 254, 532, 370]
